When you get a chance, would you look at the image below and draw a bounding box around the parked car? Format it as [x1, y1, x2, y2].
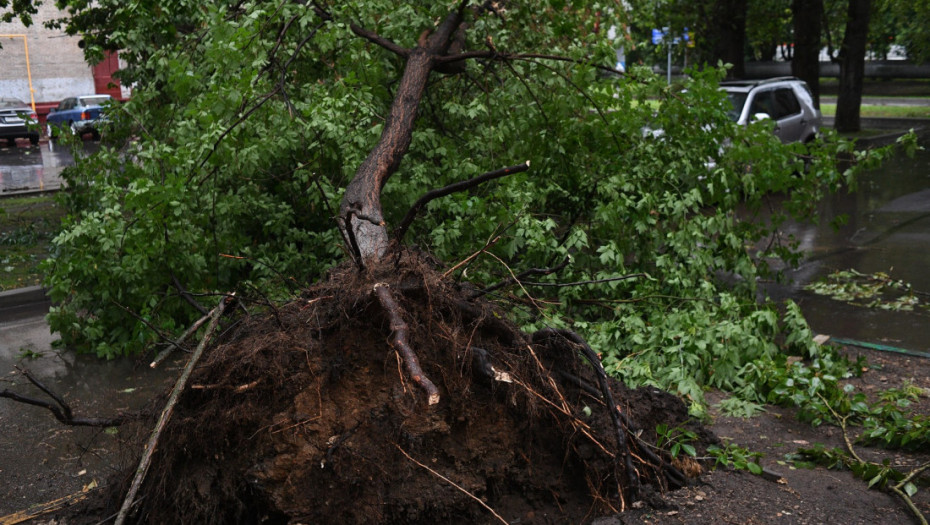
[720, 77, 821, 144]
[45, 94, 112, 140]
[0, 97, 40, 146]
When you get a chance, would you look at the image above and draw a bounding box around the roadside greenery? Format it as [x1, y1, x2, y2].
[0, 194, 64, 290]
[820, 103, 930, 120]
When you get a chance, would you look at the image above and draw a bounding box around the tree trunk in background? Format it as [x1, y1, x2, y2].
[791, 0, 822, 108]
[835, 0, 871, 132]
[709, 0, 748, 78]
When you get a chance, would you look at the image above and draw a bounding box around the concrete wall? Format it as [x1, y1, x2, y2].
[0, 4, 93, 105]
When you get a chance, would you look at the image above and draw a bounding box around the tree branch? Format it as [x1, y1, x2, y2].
[470, 256, 569, 299]
[393, 161, 530, 242]
[521, 273, 647, 288]
[1, 368, 126, 427]
[350, 24, 410, 57]
[115, 294, 232, 525]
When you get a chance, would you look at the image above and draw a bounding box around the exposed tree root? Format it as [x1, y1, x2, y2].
[73, 253, 706, 524]
[373, 282, 440, 405]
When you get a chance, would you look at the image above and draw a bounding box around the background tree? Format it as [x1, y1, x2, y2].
[835, 0, 872, 131]
[792, 0, 823, 106]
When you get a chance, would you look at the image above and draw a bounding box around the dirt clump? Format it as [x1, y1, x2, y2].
[81, 250, 704, 524]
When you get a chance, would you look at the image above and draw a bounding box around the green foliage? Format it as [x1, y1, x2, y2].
[655, 423, 698, 458]
[706, 442, 764, 475]
[805, 269, 923, 312]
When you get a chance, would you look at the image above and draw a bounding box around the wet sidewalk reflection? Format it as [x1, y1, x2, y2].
[0, 140, 99, 196]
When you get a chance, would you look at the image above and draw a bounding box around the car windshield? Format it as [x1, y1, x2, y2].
[0, 98, 28, 109]
[724, 92, 747, 122]
[79, 96, 111, 106]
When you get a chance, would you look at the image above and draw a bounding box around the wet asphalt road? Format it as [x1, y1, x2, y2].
[0, 138, 99, 196]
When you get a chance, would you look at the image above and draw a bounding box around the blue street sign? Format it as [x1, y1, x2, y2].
[651, 28, 664, 45]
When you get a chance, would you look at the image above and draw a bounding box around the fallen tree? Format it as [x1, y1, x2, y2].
[2, 0, 893, 522]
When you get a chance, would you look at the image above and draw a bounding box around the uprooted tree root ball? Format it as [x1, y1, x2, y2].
[100, 250, 708, 524]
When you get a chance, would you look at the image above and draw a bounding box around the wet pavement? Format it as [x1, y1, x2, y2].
[767, 134, 930, 353]
[0, 139, 99, 197]
[0, 304, 178, 516]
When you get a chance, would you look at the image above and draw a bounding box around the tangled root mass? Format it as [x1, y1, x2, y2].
[107, 250, 703, 524]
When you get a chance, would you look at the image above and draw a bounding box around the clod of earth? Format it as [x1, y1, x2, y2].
[82, 252, 707, 524]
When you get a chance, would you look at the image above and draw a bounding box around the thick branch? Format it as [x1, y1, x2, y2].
[393, 161, 530, 242]
[350, 24, 410, 57]
[374, 283, 440, 405]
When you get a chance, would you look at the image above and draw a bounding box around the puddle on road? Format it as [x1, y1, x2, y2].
[0, 141, 99, 195]
[767, 134, 930, 353]
[0, 314, 180, 515]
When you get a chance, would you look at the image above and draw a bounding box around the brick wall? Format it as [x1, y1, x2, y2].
[0, 4, 94, 106]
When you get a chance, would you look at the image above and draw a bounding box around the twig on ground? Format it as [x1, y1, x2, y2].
[820, 393, 928, 525]
[115, 294, 232, 525]
[0, 368, 125, 427]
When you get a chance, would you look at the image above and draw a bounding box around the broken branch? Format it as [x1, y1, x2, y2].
[373, 283, 440, 405]
[393, 161, 530, 242]
[1, 368, 125, 427]
[115, 293, 232, 525]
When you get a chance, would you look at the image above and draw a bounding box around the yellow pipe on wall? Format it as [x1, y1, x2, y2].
[1, 34, 37, 112]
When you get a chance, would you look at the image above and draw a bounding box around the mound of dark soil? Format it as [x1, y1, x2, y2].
[96, 251, 707, 524]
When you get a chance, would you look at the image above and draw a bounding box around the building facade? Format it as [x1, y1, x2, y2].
[0, 4, 127, 121]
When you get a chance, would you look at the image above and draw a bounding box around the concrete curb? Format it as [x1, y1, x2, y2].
[0, 286, 51, 321]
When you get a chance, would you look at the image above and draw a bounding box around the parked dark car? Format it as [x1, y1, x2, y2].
[45, 94, 112, 140]
[720, 77, 821, 144]
[0, 97, 40, 146]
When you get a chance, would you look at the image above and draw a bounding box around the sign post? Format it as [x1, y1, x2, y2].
[652, 28, 694, 85]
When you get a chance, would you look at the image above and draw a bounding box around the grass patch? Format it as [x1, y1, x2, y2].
[0, 194, 64, 291]
[820, 103, 930, 119]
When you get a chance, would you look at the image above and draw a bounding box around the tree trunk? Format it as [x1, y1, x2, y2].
[835, 0, 871, 132]
[709, 0, 748, 79]
[791, 0, 823, 108]
[339, 10, 464, 262]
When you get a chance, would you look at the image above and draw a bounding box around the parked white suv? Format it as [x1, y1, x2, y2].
[721, 77, 821, 144]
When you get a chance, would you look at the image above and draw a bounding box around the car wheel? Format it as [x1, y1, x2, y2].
[91, 129, 101, 141]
